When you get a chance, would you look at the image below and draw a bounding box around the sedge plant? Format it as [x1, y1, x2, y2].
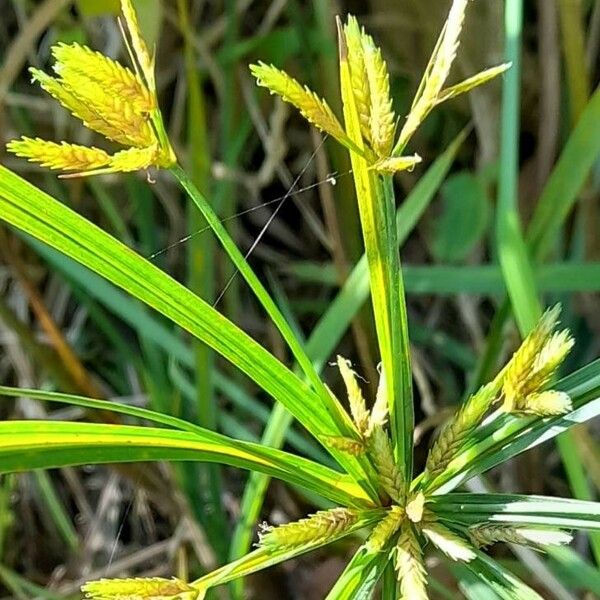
[2, 0, 600, 598]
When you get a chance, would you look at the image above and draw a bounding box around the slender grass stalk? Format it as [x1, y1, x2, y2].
[176, 0, 229, 562]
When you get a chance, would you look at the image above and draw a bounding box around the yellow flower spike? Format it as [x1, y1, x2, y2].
[362, 35, 395, 157]
[368, 363, 389, 433]
[372, 154, 422, 176]
[259, 508, 358, 549]
[365, 505, 403, 552]
[249, 62, 360, 154]
[52, 42, 155, 113]
[29, 68, 136, 147]
[395, 0, 468, 153]
[337, 355, 370, 435]
[436, 62, 512, 105]
[81, 576, 197, 599]
[7, 0, 176, 177]
[343, 16, 372, 143]
[6, 138, 111, 172]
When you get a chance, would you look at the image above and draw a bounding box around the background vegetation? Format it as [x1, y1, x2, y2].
[1, 0, 600, 598]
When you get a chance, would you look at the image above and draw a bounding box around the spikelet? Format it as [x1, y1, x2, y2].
[524, 330, 574, 396]
[437, 63, 512, 104]
[502, 305, 573, 415]
[372, 154, 422, 175]
[515, 390, 572, 417]
[502, 305, 561, 407]
[368, 426, 405, 503]
[344, 17, 371, 143]
[423, 382, 497, 486]
[469, 524, 573, 549]
[406, 492, 425, 523]
[54, 71, 156, 148]
[250, 62, 350, 147]
[321, 435, 365, 456]
[395, 522, 429, 600]
[368, 363, 389, 434]
[421, 521, 476, 562]
[81, 577, 197, 599]
[7, 0, 174, 177]
[29, 68, 135, 146]
[7, 137, 111, 171]
[259, 508, 358, 549]
[362, 36, 395, 157]
[337, 355, 370, 435]
[396, 0, 468, 152]
[52, 43, 154, 113]
[365, 505, 404, 552]
[120, 0, 155, 91]
[109, 145, 159, 172]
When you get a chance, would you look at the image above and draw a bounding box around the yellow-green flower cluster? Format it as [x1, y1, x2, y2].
[7, 0, 175, 177]
[250, 8, 509, 176]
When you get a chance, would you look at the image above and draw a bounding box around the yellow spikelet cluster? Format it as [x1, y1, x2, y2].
[52, 43, 154, 113]
[7, 0, 174, 177]
[81, 577, 197, 599]
[395, 522, 429, 600]
[469, 524, 573, 550]
[250, 62, 351, 148]
[367, 426, 405, 503]
[251, 4, 508, 176]
[337, 355, 370, 435]
[362, 37, 395, 157]
[321, 435, 365, 455]
[7, 138, 110, 172]
[395, 0, 509, 154]
[365, 505, 404, 552]
[502, 305, 574, 415]
[259, 508, 358, 549]
[423, 382, 498, 486]
[344, 17, 372, 143]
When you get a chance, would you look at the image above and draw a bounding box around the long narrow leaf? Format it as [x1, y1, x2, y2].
[0, 421, 372, 507]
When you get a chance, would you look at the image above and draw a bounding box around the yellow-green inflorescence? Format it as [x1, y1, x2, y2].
[6, 0, 175, 177]
[77, 1, 575, 598]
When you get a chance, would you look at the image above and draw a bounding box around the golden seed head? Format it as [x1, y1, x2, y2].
[250, 62, 351, 148]
[502, 305, 573, 414]
[7, 0, 175, 177]
[362, 36, 395, 157]
[372, 154, 422, 175]
[81, 577, 196, 599]
[365, 505, 404, 552]
[336, 355, 370, 435]
[368, 426, 405, 503]
[7, 138, 111, 172]
[51, 43, 155, 113]
[259, 508, 358, 550]
[368, 363, 389, 433]
[437, 62, 512, 105]
[321, 435, 365, 456]
[423, 382, 498, 486]
[343, 16, 372, 143]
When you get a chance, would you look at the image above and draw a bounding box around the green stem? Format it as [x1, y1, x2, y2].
[171, 165, 380, 499]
